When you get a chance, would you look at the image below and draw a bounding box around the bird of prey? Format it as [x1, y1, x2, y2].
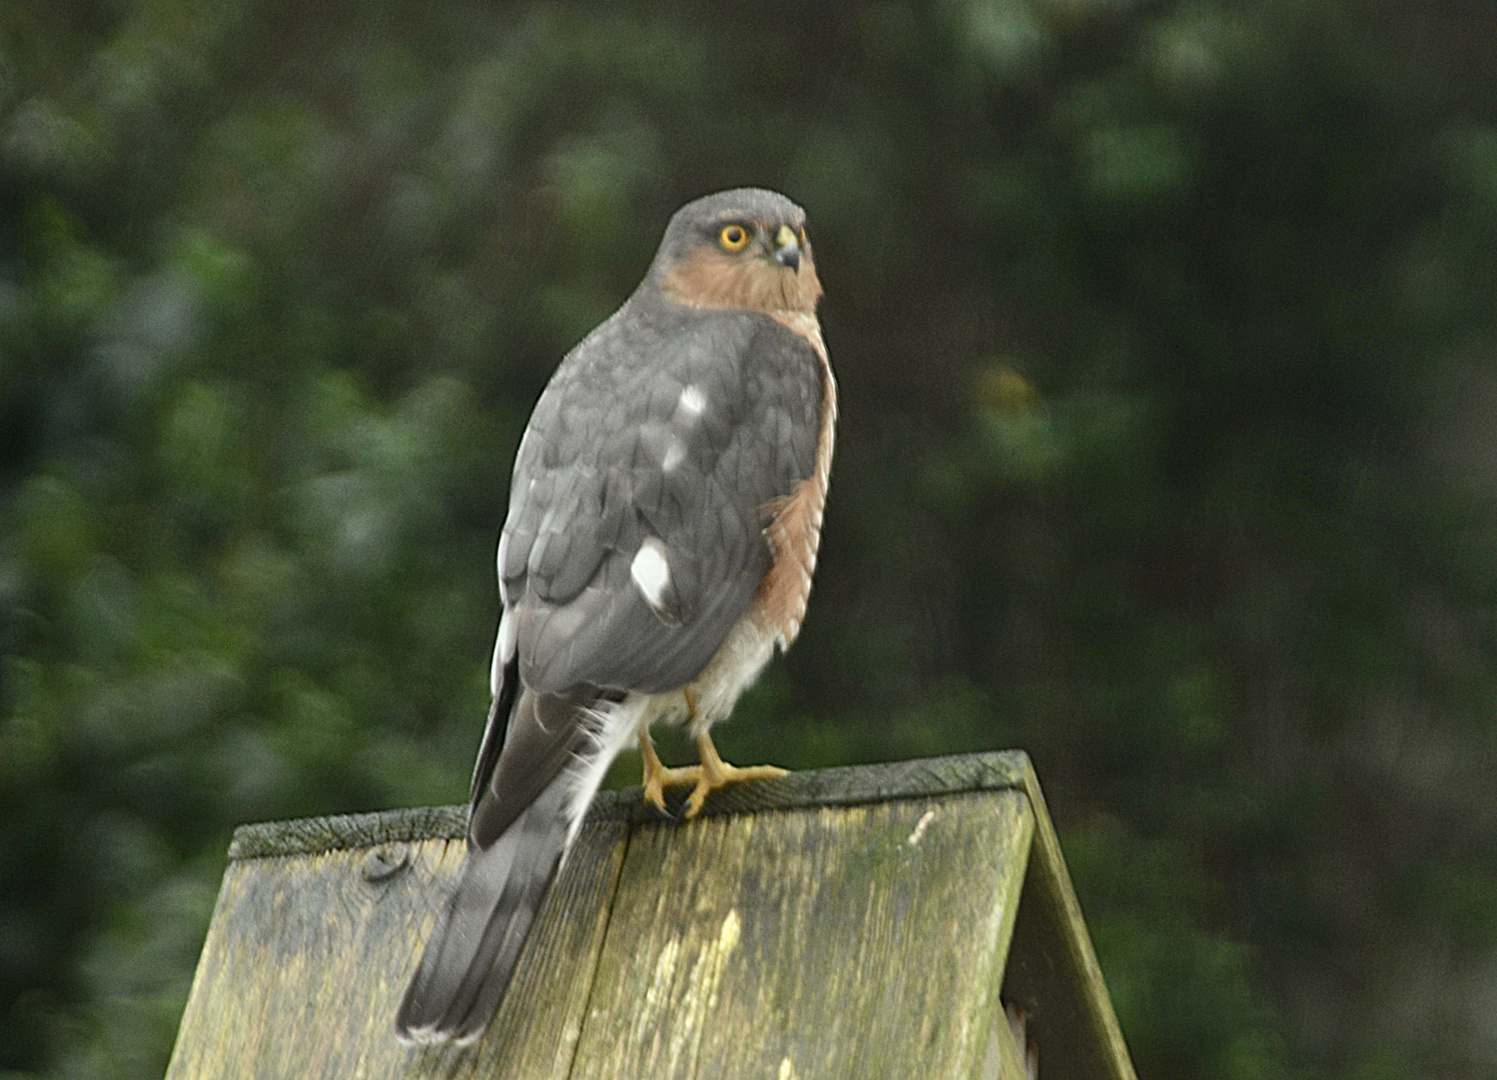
[395, 188, 835, 1044]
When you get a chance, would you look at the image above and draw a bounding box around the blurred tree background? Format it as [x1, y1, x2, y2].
[3, 0, 1497, 1076]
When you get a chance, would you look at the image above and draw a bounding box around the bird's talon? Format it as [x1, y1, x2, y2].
[679, 743, 788, 819]
[642, 780, 669, 816]
[638, 731, 707, 814]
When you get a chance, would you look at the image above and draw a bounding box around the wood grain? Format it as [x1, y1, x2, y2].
[1003, 761, 1139, 1080]
[570, 791, 1033, 1080]
[166, 818, 627, 1080]
[166, 751, 1135, 1080]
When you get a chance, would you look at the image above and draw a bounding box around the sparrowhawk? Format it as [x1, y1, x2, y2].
[395, 188, 835, 1045]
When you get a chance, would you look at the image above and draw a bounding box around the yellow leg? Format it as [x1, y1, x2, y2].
[681, 729, 788, 820]
[638, 730, 701, 814]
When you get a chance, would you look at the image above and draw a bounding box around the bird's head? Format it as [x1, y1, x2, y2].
[649, 188, 822, 316]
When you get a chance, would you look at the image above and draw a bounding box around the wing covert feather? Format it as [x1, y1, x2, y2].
[498, 302, 822, 694]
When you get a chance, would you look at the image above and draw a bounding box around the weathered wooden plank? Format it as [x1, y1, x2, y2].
[569, 790, 1034, 1080]
[1002, 761, 1138, 1080]
[632, 749, 1033, 820]
[218, 750, 1035, 857]
[165, 816, 627, 1080]
[227, 805, 468, 859]
[168, 751, 1135, 1080]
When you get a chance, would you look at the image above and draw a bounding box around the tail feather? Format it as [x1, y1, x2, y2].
[394, 773, 572, 1044]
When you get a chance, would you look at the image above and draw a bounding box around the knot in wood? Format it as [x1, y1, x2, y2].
[359, 844, 410, 883]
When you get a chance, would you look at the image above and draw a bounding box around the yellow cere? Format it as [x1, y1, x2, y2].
[774, 225, 797, 250]
[719, 224, 751, 252]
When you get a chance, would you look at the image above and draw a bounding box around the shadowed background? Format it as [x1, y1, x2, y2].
[4, 2, 1497, 1077]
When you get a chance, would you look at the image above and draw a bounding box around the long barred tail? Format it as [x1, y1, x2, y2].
[393, 772, 572, 1045]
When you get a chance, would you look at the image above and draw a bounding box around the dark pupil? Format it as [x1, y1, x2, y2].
[727, 228, 741, 242]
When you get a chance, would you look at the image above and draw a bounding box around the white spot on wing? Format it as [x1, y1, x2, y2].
[492, 609, 516, 696]
[679, 385, 706, 416]
[497, 608, 516, 660]
[630, 537, 672, 611]
[662, 439, 686, 472]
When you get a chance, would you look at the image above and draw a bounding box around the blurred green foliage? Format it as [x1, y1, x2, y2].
[3, 1, 1497, 1077]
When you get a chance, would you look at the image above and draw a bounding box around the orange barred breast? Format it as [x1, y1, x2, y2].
[751, 314, 836, 648]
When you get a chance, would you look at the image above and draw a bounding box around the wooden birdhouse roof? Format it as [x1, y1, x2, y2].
[168, 750, 1136, 1079]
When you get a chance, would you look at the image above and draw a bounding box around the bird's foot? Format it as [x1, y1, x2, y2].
[639, 732, 702, 815]
[642, 764, 705, 816]
[681, 730, 787, 820]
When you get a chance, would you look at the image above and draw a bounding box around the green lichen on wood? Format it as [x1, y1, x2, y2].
[170, 752, 1132, 1080]
[568, 791, 1033, 1080]
[227, 750, 1032, 860]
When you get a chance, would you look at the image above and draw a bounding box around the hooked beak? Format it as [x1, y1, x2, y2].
[772, 225, 801, 272]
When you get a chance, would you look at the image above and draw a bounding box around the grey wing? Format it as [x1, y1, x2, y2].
[500, 308, 822, 695]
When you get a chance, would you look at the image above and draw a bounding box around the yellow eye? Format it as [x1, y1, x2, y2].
[718, 224, 751, 252]
[799, 227, 809, 246]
